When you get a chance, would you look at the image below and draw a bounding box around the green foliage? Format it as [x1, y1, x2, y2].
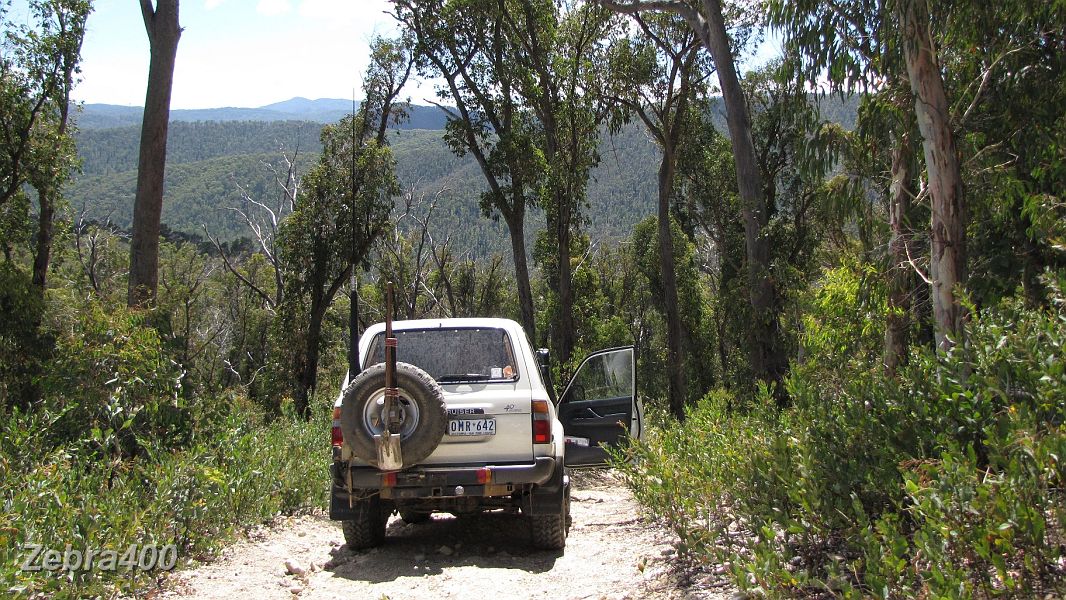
[38, 293, 185, 458]
[0, 401, 327, 598]
[951, 3, 1066, 307]
[615, 297, 1066, 596]
[630, 215, 714, 403]
[0, 263, 46, 410]
[0, 0, 89, 207]
[799, 259, 886, 370]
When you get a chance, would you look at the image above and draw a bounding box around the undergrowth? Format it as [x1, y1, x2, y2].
[0, 295, 330, 598]
[0, 402, 327, 598]
[614, 274, 1066, 598]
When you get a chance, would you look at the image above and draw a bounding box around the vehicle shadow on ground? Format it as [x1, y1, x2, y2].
[325, 512, 561, 584]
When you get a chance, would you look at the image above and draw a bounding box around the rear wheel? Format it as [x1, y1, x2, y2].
[529, 481, 570, 550]
[341, 497, 387, 550]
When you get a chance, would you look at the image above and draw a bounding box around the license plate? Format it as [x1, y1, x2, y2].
[448, 418, 496, 436]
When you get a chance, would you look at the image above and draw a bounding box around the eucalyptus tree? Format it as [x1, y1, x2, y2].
[941, 2, 1066, 307]
[767, 0, 972, 351]
[0, 0, 90, 410]
[30, 0, 89, 290]
[765, 0, 922, 369]
[607, 12, 708, 418]
[0, 0, 90, 278]
[679, 66, 832, 395]
[128, 0, 180, 308]
[391, 0, 541, 339]
[278, 37, 411, 419]
[503, 0, 623, 368]
[896, 0, 965, 350]
[594, 0, 786, 393]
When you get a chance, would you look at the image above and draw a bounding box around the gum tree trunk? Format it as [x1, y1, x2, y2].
[506, 209, 537, 339]
[884, 130, 915, 374]
[657, 147, 686, 420]
[899, 0, 966, 350]
[699, 0, 786, 396]
[554, 193, 576, 367]
[129, 0, 181, 308]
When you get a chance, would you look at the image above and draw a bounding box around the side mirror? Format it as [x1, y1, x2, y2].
[535, 348, 557, 403]
[536, 348, 550, 367]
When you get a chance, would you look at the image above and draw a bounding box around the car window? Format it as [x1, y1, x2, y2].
[365, 328, 520, 383]
[569, 349, 633, 400]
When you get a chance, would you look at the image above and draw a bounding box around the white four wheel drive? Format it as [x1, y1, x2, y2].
[329, 317, 641, 551]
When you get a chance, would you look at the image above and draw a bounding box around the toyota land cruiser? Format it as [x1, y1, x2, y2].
[328, 318, 640, 551]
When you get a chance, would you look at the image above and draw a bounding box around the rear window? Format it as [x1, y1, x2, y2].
[365, 327, 519, 383]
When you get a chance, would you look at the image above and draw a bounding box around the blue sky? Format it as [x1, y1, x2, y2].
[41, 0, 778, 109]
[75, 0, 401, 108]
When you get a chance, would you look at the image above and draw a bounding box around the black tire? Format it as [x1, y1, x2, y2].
[341, 497, 387, 550]
[530, 482, 571, 550]
[399, 509, 431, 525]
[340, 362, 447, 469]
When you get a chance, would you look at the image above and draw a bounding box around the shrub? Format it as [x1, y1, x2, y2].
[0, 402, 327, 598]
[0, 264, 47, 411]
[37, 294, 186, 459]
[615, 297, 1066, 597]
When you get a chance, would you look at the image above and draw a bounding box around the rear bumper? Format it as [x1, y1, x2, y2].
[331, 456, 556, 490]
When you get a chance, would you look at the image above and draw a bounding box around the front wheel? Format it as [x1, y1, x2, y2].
[341, 496, 387, 550]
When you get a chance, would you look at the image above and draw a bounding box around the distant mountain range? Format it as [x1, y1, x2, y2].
[68, 94, 858, 259]
[76, 97, 451, 130]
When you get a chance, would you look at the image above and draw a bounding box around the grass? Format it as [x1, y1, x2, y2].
[0, 400, 329, 598]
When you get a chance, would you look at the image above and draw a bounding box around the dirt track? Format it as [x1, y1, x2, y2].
[153, 470, 733, 600]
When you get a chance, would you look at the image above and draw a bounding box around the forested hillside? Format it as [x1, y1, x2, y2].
[70, 118, 663, 252]
[69, 96, 854, 254]
[75, 97, 451, 129]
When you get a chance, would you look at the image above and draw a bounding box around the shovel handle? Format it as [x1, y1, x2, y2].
[383, 282, 398, 433]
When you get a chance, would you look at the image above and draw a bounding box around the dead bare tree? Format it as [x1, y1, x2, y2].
[377, 189, 448, 320]
[72, 213, 128, 300]
[205, 150, 301, 314]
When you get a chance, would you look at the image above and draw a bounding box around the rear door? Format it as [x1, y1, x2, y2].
[558, 347, 636, 467]
[361, 326, 535, 465]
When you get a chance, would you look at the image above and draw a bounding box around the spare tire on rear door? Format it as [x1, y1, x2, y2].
[340, 362, 447, 469]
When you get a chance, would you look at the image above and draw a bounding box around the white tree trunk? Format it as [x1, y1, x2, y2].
[899, 0, 966, 350]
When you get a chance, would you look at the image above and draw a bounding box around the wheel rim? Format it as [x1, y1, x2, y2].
[362, 387, 421, 440]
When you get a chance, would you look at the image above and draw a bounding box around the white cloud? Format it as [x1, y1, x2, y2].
[257, 0, 292, 16]
[204, 0, 226, 10]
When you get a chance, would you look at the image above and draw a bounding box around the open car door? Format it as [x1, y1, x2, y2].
[558, 346, 638, 467]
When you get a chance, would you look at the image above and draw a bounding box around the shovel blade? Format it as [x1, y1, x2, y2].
[374, 433, 403, 471]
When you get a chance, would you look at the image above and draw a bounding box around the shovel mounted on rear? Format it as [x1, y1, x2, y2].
[375, 282, 404, 471]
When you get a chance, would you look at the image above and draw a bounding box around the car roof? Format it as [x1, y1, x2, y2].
[362, 317, 522, 334]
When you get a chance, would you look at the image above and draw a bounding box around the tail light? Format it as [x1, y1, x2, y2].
[331, 407, 343, 447]
[531, 399, 551, 444]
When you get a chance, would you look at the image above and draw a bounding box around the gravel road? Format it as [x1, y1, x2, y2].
[154, 470, 733, 600]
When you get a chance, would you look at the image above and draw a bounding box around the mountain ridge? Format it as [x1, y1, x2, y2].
[75, 97, 449, 130]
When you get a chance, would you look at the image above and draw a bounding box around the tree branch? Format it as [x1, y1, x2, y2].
[203, 225, 277, 311]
